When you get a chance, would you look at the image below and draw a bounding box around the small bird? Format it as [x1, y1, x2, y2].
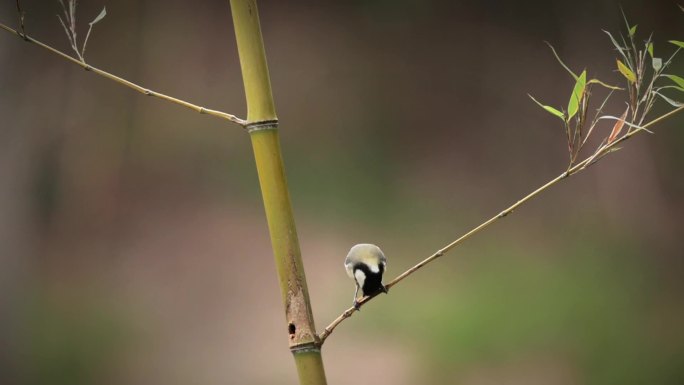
[344, 243, 388, 309]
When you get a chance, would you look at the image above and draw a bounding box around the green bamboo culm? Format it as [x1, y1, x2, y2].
[229, 1, 328, 384]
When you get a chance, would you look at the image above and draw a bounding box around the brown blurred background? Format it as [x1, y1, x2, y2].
[1, 1, 683, 384]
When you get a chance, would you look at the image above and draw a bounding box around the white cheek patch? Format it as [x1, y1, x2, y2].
[345, 263, 355, 279]
[354, 270, 366, 288]
[368, 263, 380, 274]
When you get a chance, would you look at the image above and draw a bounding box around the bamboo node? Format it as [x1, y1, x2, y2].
[246, 119, 279, 133]
[290, 342, 321, 354]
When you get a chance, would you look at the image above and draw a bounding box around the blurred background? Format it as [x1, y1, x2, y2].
[1, 0, 682, 384]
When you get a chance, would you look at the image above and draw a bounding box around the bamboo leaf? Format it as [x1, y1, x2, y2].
[629, 25, 637, 37]
[647, 42, 654, 58]
[620, 9, 634, 38]
[657, 85, 684, 93]
[597, 116, 651, 133]
[89, 7, 107, 26]
[603, 30, 629, 62]
[616, 59, 636, 83]
[567, 70, 587, 121]
[664, 74, 684, 89]
[528, 94, 565, 120]
[652, 57, 662, 71]
[544, 42, 578, 80]
[655, 92, 683, 107]
[608, 107, 628, 143]
[588, 78, 623, 90]
[670, 40, 684, 49]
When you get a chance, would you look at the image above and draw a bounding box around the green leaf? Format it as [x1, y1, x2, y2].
[647, 42, 654, 58]
[664, 74, 684, 89]
[617, 59, 636, 83]
[655, 92, 683, 107]
[89, 6, 107, 25]
[567, 70, 587, 121]
[652, 57, 663, 71]
[528, 94, 565, 120]
[629, 25, 637, 37]
[620, 9, 634, 38]
[670, 40, 684, 49]
[588, 78, 623, 90]
[658, 85, 684, 93]
[603, 30, 629, 62]
[597, 116, 650, 133]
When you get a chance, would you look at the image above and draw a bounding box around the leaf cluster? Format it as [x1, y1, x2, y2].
[529, 10, 683, 170]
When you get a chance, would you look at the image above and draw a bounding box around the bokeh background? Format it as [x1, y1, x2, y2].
[1, 0, 683, 384]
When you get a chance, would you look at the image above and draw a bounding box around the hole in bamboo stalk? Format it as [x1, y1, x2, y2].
[288, 323, 296, 336]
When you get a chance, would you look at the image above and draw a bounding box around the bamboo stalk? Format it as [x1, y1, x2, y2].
[229, 1, 327, 384]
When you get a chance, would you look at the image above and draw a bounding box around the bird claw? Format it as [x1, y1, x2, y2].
[353, 300, 361, 311]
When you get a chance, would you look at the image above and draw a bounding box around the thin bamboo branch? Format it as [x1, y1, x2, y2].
[0, 21, 247, 127]
[15, 0, 26, 37]
[319, 104, 684, 343]
[81, 15, 98, 60]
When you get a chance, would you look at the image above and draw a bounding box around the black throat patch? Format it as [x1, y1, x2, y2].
[353, 263, 385, 296]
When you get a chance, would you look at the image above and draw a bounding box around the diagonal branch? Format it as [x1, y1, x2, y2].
[318, 105, 684, 344]
[0, 21, 247, 127]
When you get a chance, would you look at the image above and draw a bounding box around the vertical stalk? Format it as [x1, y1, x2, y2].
[229, 1, 327, 384]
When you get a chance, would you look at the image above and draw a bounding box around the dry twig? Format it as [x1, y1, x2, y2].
[0, 21, 246, 127]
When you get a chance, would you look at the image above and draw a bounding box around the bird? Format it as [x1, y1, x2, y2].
[344, 243, 388, 310]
